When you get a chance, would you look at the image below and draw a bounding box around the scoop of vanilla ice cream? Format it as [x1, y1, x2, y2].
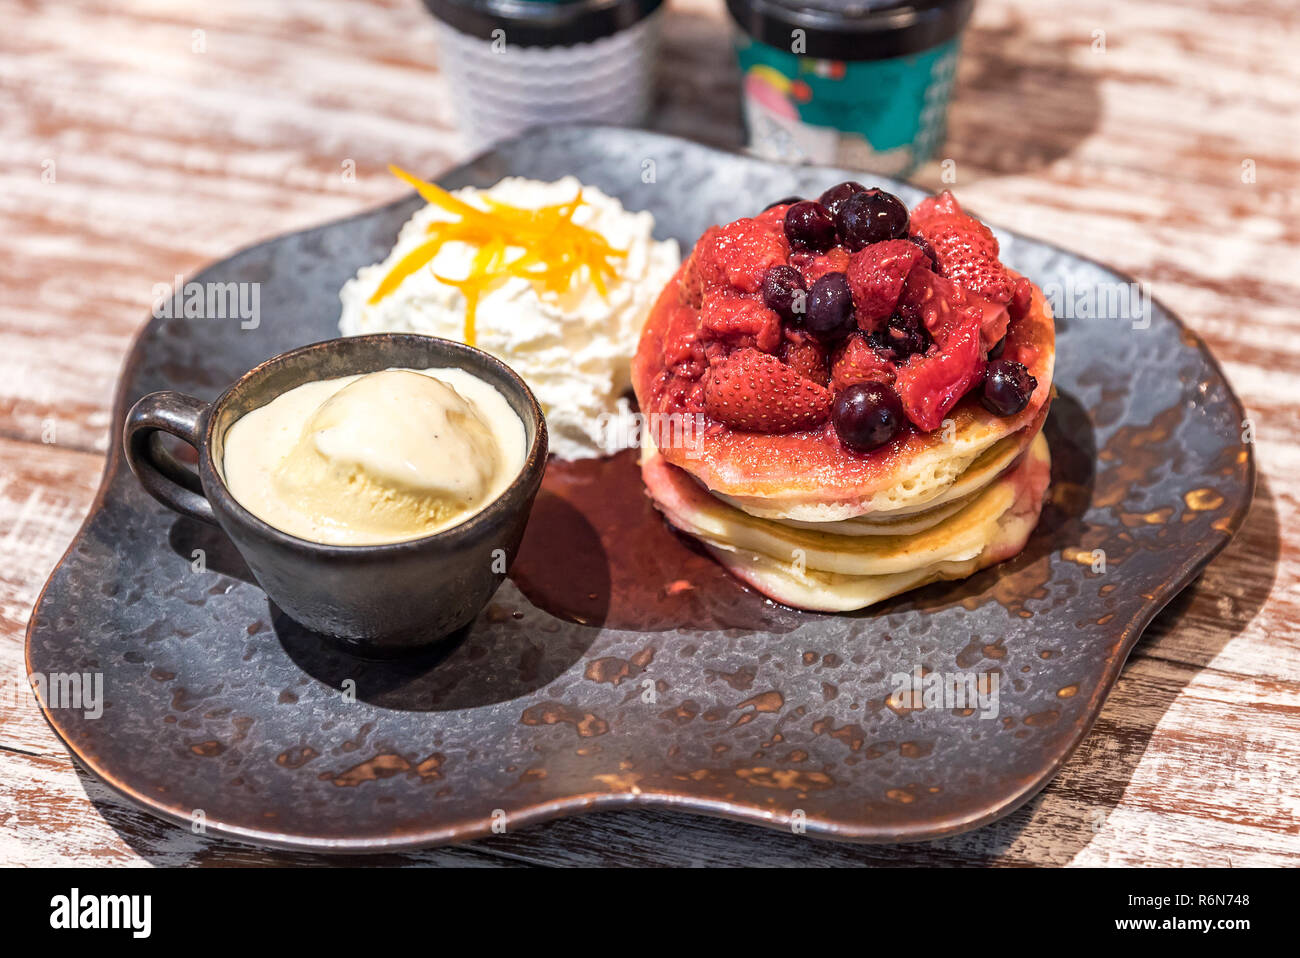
[272, 370, 502, 542]
[339, 177, 680, 461]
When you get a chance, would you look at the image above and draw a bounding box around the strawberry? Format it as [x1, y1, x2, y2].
[910, 191, 1012, 304]
[704, 347, 831, 433]
[702, 339, 729, 366]
[831, 334, 896, 392]
[893, 320, 986, 432]
[678, 232, 715, 310]
[753, 204, 789, 232]
[972, 294, 1010, 354]
[782, 328, 829, 385]
[898, 266, 983, 347]
[846, 239, 928, 331]
[890, 263, 992, 431]
[700, 292, 782, 353]
[910, 190, 962, 223]
[683, 218, 789, 302]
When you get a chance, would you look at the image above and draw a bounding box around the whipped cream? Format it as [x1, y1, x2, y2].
[339, 177, 680, 460]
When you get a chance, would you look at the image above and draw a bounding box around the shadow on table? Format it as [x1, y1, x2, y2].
[934, 10, 1104, 181]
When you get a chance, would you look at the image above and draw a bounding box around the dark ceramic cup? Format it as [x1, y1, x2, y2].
[123, 333, 548, 656]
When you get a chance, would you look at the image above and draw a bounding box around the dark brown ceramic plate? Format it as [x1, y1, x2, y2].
[26, 126, 1254, 851]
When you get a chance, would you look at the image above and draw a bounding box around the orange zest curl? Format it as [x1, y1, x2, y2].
[369, 165, 628, 346]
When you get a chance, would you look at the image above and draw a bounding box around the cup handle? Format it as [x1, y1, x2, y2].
[123, 391, 216, 525]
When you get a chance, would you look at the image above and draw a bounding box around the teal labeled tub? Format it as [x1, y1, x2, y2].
[727, 0, 974, 175]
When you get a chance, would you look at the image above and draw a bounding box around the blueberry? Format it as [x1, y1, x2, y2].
[763, 196, 804, 212]
[837, 189, 910, 251]
[833, 382, 905, 451]
[762, 265, 807, 323]
[805, 272, 855, 342]
[784, 201, 838, 253]
[987, 335, 1006, 360]
[817, 181, 867, 219]
[981, 359, 1037, 416]
[869, 314, 932, 361]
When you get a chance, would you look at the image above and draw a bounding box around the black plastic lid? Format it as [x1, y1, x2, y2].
[727, 0, 974, 61]
[423, 0, 663, 47]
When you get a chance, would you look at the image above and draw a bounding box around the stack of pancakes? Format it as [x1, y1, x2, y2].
[633, 274, 1056, 612]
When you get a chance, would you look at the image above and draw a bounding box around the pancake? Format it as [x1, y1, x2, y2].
[644, 430, 1034, 576]
[659, 431, 1052, 612]
[716, 395, 1050, 524]
[631, 271, 1056, 522]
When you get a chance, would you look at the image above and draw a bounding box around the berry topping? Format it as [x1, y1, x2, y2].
[908, 234, 937, 265]
[845, 239, 927, 330]
[909, 189, 962, 222]
[653, 186, 1037, 443]
[831, 333, 896, 392]
[700, 292, 782, 353]
[650, 368, 707, 418]
[761, 265, 807, 323]
[1009, 275, 1034, 321]
[868, 313, 932, 362]
[784, 201, 838, 253]
[981, 359, 1037, 416]
[682, 217, 789, 304]
[893, 318, 986, 433]
[792, 246, 851, 285]
[704, 347, 832, 433]
[910, 191, 1012, 303]
[806, 272, 856, 342]
[817, 181, 868, 219]
[782, 328, 829, 385]
[837, 189, 910, 252]
[897, 265, 981, 345]
[833, 382, 905, 452]
[972, 295, 1010, 354]
[662, 302, 705, 370]
[764, 196, 804, 212]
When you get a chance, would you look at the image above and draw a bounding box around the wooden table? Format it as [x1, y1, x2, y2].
[2, 0, 1296, 866]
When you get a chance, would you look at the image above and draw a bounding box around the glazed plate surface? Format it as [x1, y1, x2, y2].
[26, 127, 1254, 850]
